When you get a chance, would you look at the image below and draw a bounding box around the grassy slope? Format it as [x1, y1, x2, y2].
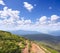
[34, 41, 59, 53]
[0, 30, 27, 53]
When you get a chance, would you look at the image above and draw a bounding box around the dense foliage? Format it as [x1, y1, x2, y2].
[0, 31, 26, 53]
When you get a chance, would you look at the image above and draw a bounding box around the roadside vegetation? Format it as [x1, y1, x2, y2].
[0, 30, 26, 53]
[34, 41, 59, 53]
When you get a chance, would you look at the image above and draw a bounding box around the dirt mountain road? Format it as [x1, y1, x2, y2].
[31, 43, 45, 53]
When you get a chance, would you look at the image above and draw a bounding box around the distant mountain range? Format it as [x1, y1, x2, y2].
[10, 30, 60, 42]
[11, 30, 40, 35]
[50, 30, 60, 36]
[10, 30, 60, 36]
[21, 34, 60, 43]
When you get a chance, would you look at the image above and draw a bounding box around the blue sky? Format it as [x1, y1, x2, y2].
[3, 0, 60, 20]
[0, 0, 60, 33]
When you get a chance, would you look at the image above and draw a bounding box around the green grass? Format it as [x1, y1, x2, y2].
[33, 41, 59, 53]
[43, 45, 59, 53]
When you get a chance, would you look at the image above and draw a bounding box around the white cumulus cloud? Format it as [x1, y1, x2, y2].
[51, 15, 60, 21]
[0, 0, 5, 5]
[0, 7, 20, 26]
[39, 16, 47, 24]
[0, 7, 60, 34]
[0, 7, 20, 20]
[23, 2, 34, 12]
[0, 7, 33, 31]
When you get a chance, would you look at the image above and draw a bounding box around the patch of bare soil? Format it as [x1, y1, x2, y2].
[30, 43, 45, 53]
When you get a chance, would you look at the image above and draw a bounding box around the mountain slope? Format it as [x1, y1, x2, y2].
[0, 30, 27, 53]
[0, 30, 59, 53]
[0, 30, 48, 53]
[22, 34, 60, 52]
